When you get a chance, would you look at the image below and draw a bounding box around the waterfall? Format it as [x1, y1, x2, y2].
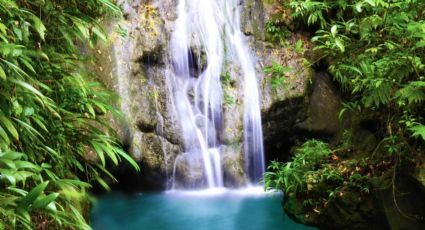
[167, 0, 264, 189]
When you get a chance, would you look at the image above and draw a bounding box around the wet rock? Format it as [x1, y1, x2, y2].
[132, 4, 166, 65]
[284, 192, 390, 230]
[413, 154, 425, 189]
[241, 0, 266, 39]
[297, 72, 341, 136]
[130, 131, 180, 189]
[172, 153, 208, 189]
[221, 144, 249, 187]
[221, 63, 245, 145]
[256, 41, 314, 112]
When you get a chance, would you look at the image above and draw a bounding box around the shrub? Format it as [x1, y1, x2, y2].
[0, 0, 138, 229]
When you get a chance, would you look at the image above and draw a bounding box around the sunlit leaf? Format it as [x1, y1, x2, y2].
[31, 15, 46, 40]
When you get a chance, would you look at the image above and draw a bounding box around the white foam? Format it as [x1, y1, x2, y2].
[164, 186, 281, 197]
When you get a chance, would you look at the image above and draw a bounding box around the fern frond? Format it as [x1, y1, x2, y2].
[410, 123, 425, 141]
[396, 81, 425, 104]
[363, 80, 392, 107]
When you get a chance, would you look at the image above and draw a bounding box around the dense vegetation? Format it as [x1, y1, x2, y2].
[265, 0, 425, 224]
[0, 0, 138, 229]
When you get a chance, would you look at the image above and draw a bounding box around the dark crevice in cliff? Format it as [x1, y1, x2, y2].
[262, 101, 334, 163]
[137, 121, 156, 133]
[137, 47, 164, 66]
[262, 71, 342, 165]
[91, 151, 167, 195]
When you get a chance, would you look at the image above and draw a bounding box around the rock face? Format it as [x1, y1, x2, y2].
[284, 191, 390, 230]
[92, 1, 182, 189]
[91, 0, 341, 190]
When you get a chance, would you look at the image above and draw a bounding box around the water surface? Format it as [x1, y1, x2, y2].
[92, 188, 315, 230]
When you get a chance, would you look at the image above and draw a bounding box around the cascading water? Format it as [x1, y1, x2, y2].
[168, 0, 265, 189]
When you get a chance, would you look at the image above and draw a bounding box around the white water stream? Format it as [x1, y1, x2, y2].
[168, 0, 265, 189]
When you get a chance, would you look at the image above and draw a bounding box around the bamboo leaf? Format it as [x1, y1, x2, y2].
[0, 65, 6, 80]
[116, 148, 140, 171]
[0, 22, 7, 34]
[0, 159, 16, 169]
[0, 151, 24, 160]
[18, 181, 49, 209]
[11, 79, 44, 97]
[1, 169, 17, 185]
[100, 143, 118, 165]
[0, 126, 10, 143]
[99, 0, 122, 14]
[33, 193, 59, 209]
[7, 187, 28, 196]
[90, 141, 105, 166]
[0, 115, 19, 140]
[31, 15, 46, 40]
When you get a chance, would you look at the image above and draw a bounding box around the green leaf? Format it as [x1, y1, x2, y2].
[416, 40, 425, 48]
[46, 202, 57, 212]
[1, 169, 17, 185]
[74, 19, 90, 39]
[0, 159, 16, 168]
[0, 65, 6, 80]
[335, 38, 345, 52]
[95, 176, 110, 191]
[331, 25, 338, 36]
[92, 26, 107, 42]
[90, 141, 105, 166]
[18, 181, 49, 209]
[355, 2, 363, 12]
[0, 115, 19, 140]
[13, 118, 44, 140]
[0, 126, 10, 143]
[11, 79, 44, 97]
[33, 193, 59, 209]
[32, 116, 48, 132]
[8, 187, 28, 196]
[116, 148, 140, 171]
[17, 209, 31, 223]
[86, 103, 96, 118]
[365, 0, 376, 7]
[58, 179, 92, 188]
[23, 107, 35, 117]
[14, 171, 35, 182]
[0, 151, 23, 160]
[100, 143, 118, 165]
[99, 0, 122, 14]
[410, 124, 425, 141]
[15, 161, 40, 170]
[31, 15, 46, 40]
[19, 57, 36, 74]
[0, 59, 29, 78]
[0, 22, 7, 34]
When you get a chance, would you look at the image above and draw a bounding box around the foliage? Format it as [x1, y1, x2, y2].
[294, 39, 304, 54]
[286, 0, 425, 144]
[264, 140, 331, 194]
[224, 93, 236, 106]
[0, 0, 138, 229]
[264, 0, 425, 219]
[265, 139, 375, 210]
[221, 71, 237, 106]
[265, 21, 291, 45]
[263, 62, 293, 89]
